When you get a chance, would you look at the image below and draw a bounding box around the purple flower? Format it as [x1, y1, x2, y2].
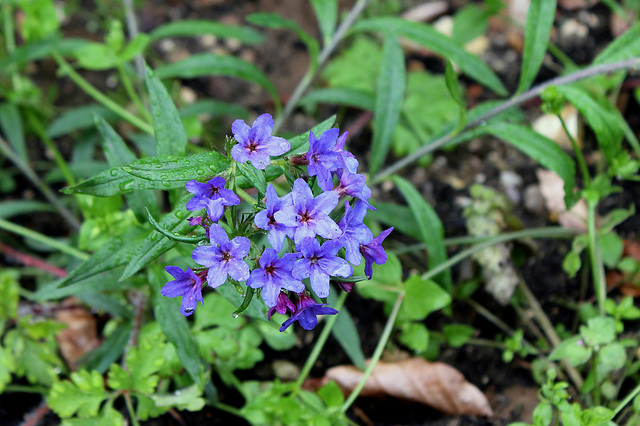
[280, 293, 339, 331]
[306, 128, 342, 191]
[274, 179, 341, 246]
[292, 238, 352, 298]
[247, 248, 305, 307]
[254, 184, 295, 251]
[231, 113, 290, 169]
[338, 200, 373, 265]
[267, 291, 297, 320]
[192, 223, 251, 288]
[186, 177, 240, 222]
[161, 266, 204, 316]
[360, 227, 394, 279]
[334, 161, 372, 205]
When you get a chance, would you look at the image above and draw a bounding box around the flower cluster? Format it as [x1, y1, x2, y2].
[162, 113, 392, 331]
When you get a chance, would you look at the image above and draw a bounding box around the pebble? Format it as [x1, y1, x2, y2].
[560, 19, 589, 40]
[523, 184, 546, 215]
[500, 170, 523, 204]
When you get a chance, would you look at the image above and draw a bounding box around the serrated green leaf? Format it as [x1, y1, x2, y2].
[352, 17, 507, 96]
[61, 404, 124, 426]
[149, 266, 204, 388]
[401, 275, 451, 320]
[287, 115, 337, 155]
[370, 34, 405, 177]
[96, 116, 158, 222]
[300, 88, 375, 111]
[151, 384, 206, 411]
[5, 329, 64, 386]
[237, 162, 267, 196]
[393, 176, 451, 291]
[62, 151, 230, 197]
[0, 103, 26, 162]
[119, 197, 193, 281]
[480, 122, 577, 208]
[329, 291, 365, 371]
[516, 0, 556, 93]
[145, 65, 188, 157]
[594, 22, 640, 65]
[556, 85, 624, 166]
[150, 20, 264, 44]
[0, 343, 15, 393]
[155, 54, 280, 111]
[48, 370, 108, 418]
[136, 394, 169, 420]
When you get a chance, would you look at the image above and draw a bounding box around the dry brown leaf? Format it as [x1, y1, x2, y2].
[537, 169, 588, 232]
[558, 0, 599, 10]
[55, 297, 99, 370]
[324, 358, 493, 418]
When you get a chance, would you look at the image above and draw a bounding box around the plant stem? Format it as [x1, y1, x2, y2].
[557, 113, 591, 186]
[273, 0, 372, 133]
[51, 51, 154, 135]
[212, 402, 244, 418]
[587, 199, 606, 316]
[121, 0, 145, 77]
[4, 385, 48, 394]
[25, 111, 76, 186]
[374, 57, 640, 183]
[123, 392, 141, 426]
[235, 186, 258, 207]
[294, 290, 349, 389]
[117, 63, 152, 122]
[0, 217, 89, 260]
[0, 137, 80, 230]
[613, 382, 640, 418]
[340, 292, 403, 414]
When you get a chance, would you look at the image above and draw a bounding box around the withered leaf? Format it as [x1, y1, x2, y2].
[55, 297, 99, 370]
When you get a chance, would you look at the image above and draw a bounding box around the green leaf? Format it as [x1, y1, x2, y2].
[59, 228, 147, 288]
[287, 115, 336, 155]
[151, 384, 206, 411]
[61, 404, 124, 426]
[368, 202, 420, 240]
[237, 162, 267, 196]
[0, 103, 26, 162]
[149, 266, 204, 388]
[318, 382, 344, 410]
[48, 370, 108, 418]
[80, 322, 132, 373]
[516, 0, 556, 93]
[119, 34, 150, 63]
[73, 43, 118, 70]
[549, 335, 592, 366]
[247, 13, 319, 61]
[19, 0, 59, 42]
[594, 21, 640, 65]
[96, 116, 158, 222]
[46, 105, 118, 138]
[145, 65, 188, 157]
[399, 322, 429, 352]
[150, 20, 264, 44]
[580, 317, 616, 346]
[598, 232, 623, 268]
[0, 200, 55, 219]
[370, 35, 406, 177]
[256, 320, 296, 351]
[0, 36, 88, 72]
[119, 197, 193, 281]
[392, 176, 451, 291]
[5, 328, 64, 386]
[155, 54, 280, 111]
[444, 60, 467, 133]
[480, 122, 577, 207]
[300, 88, 375, 111]
[0, 271, 19, 321]
[179, 99, 249, 120]
[597, 343, 626, 377]
[443, 324, 475, 348]
[452, 4, 489, 44]
[62, 151, 230, 197]
[328, 291, 366, 371]
[352, 17, 507, 96]
[556, 85, 624, 166]
[0, 343, 15, 393]
[310, 0, 337, 47]
[401, 275, 451, 321]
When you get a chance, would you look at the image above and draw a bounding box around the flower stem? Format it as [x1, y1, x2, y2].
[374, 57, 640, 183]
[587, 199, 606, 316]
[123, 392, 141, 426]
[51, 51, 154, 135]
[0, 217, 89, 260]
[340, 292, 403, 414]
[273, 0, 373, 133]
[557, 113, 591, 186]
[613, 382, 640, 419]
[294, 290, 349, 389]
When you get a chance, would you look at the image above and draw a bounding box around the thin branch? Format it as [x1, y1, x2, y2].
[374, 57, 640, 183]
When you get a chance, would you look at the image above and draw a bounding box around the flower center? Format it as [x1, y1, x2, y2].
[268, 213, 276, 226]
[247, 140, 259, 153]
[309, 255, 319, 265]
[299, 211, 312, 224]
[208, 186, 220, 197]
[264, 264, 275, 275]
[222, 251, 232, 262]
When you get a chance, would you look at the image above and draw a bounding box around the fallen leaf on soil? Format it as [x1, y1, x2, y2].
[323, 358, 493, 417]
[55, 297, 99, 370]
[537, 169, 588, 232]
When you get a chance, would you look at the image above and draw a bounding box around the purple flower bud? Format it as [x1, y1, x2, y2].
[360, 227, 394, 279]
[279, 293, 339, 332]
[267, 291, 297, 321]
[161, 266, 204, 316]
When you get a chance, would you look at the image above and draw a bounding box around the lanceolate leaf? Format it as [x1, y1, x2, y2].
[149, 265, 204, 388]
[370, 34, 406, 177]
[145, 65, 188, 157]
[481, 122, 577, 207]
[247, 13, 319, 62]
[237, 162, 267, 196]
[516, 0, 556, 94]
[119, 198, 194, 281]
[287, 115, 337, 155]
[155, 54, 280, 111]
[0, 36, 88, 72]
[594, 21, 640, 65]
[310, 0, 337, 47]
[62, 152, 230, 197]
[352, 17, 507, 96]
[96, 116, 158, 221]
[556, 85, 624, 165]
[150, 20, 264, 44]
[0, 103, 26, 162]
[300, 88, 375, 111]
[328, 291, 366, 371]
[392, 176, 451, 292]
